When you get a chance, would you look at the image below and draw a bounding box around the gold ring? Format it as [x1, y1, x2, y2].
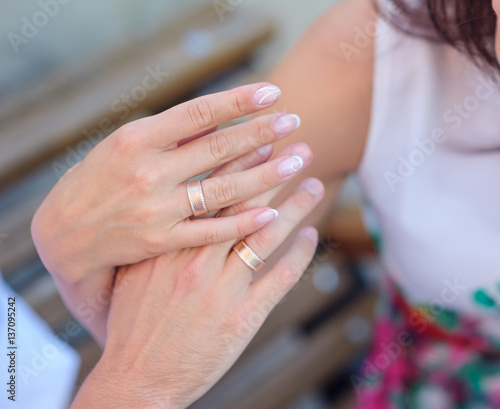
[187, 181, 208, 216]
[233, 240, 266, 272]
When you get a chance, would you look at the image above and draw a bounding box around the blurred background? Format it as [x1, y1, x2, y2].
[0, 1, 383, 407]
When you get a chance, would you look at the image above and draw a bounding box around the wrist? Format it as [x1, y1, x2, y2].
[73, 353, 181, 409]
[73, 358, 178, 409]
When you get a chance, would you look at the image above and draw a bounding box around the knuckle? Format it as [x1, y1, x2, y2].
[296, 195, 314, 213]
[208, 131, 233, 162]
[203, 283, 224, 309]
[259, 166, 276, 188]
[130, 167, 160, 194]
[131, 204, 157, 225]
[139, 232, 164, 256]
[281, 213, 298, 231]
[228, 90, 247, 117]
[188, 98, 216, 129]
[249, 229, 271, 255]
[179, 255, 206, 288]
[211, 176, 239, 206]
[109, 133, 135, 157]
[221, 308, 258, 340]
[230, 201, 251, 215]
[112, 120, 146, 154]
[276, 266, 302, 290]
[252, 119, 271, 147]
[235, 219, 249, 239]
[203, 228, 222, 245]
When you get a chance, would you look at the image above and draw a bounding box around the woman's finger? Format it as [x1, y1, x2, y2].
[169, 207, 278, 249]
[145, 83, 282, 150]
[218, 143, 314, 218]
[209, 144, 274, 179]
[172, 153, 307, 219]
[176, 126, 218, 148]
[201, 145, 273, 219]
[166, 112, 300, 182]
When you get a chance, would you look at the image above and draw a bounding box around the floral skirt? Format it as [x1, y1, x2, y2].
[353, 278, 500, 409]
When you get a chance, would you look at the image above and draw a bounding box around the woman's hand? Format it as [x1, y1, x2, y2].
[31, 82, 302, 284]
[71, 145, 324, 408]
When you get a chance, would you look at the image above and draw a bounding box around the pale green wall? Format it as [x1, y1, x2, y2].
[0, 0, 338, 97]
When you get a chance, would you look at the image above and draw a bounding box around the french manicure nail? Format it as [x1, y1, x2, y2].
[304, 179, 323, 196]
[273, 114, 301, 135]
[289, 114, 301, 128]
[254, 85, 281, 106]
[255, 209, 279, 226]
[257, 144, 273, 156]
[278, 156, 304, 177]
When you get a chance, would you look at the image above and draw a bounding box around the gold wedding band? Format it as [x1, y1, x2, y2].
[187, 180, 208, 217]
[233, 240, 266, 272]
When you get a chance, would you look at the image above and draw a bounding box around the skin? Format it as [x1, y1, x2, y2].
[68, 1, 500, 407]
[493, 1, 500, 60]
[33, 0, 378, 407]
[254, 0, 374, 244]
[32, 83, 308, 345]
[71, 172, 324, 409]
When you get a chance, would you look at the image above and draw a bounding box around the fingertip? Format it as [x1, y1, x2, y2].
[290, 143, 313, 165]
[252, 84, 282, 106]
[302, 178, 325, 198]
[301, 226, 319, 243]
[255, 208, 279, 227]
[289, 114, 301, 129]
[257, 143, 274, 158]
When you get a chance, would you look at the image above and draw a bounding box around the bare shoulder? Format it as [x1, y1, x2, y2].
[267, 0, 377, 178]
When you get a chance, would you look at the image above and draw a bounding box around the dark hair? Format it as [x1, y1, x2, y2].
[384, 0, 499, 72]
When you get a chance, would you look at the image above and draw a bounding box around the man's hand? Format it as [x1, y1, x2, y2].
[71, 169, 324, 409]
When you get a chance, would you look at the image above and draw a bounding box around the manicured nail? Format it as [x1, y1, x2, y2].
[303, 179, 323, 196]
[254, 85, 281, 105]
[257, 144, 273, 156]
[303, 227, 318, 242]
[289, 114, 301, 128]
[273, 114, 301, 135]
[255, 209, 279, 226]
[277, 156, 304, 177]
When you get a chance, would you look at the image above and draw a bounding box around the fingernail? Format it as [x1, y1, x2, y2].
[289, 114, 301, 128]
[255, 209, 279, 226]
[303, 179, 323, 196]
[303, 227, 318, 242]
[273, 114, 301, 135]
[254, 85, 281, 106]
[257, 144, 273, 156]
[277, 156, 304, 177]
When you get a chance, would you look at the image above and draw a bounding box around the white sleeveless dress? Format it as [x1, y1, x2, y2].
[357, 5, 500, 339]
[0, 274, 80, 408]
[352, 6, 500, 408]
